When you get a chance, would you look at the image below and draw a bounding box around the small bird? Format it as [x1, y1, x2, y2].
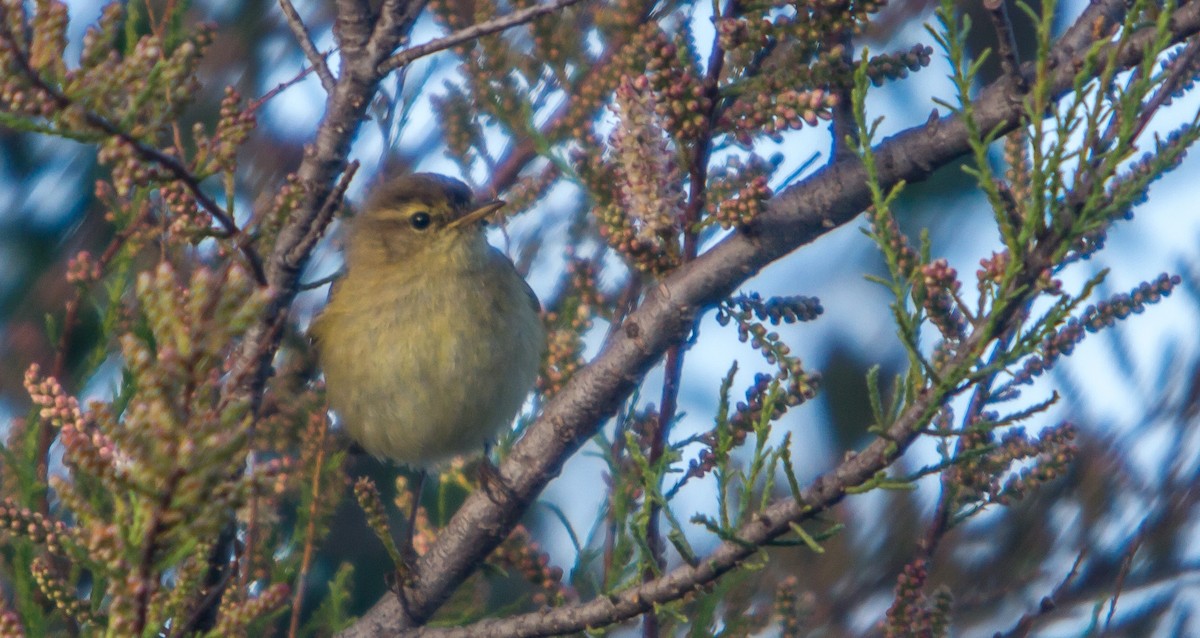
[311, 173, 545, 469]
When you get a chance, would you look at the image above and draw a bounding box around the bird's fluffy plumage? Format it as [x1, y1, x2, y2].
[312, 173, 544, 466]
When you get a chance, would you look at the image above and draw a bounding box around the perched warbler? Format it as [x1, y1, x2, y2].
[312, 173, 545, 468]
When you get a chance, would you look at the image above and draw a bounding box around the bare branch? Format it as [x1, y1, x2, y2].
[252, 61, 324, 112]
[378, 0, 589, 74]
[288, 160, 359, 267]
[996, 551, 1086, 638]
[984, 0, 1024, 90]
[278, 0, 337, 93]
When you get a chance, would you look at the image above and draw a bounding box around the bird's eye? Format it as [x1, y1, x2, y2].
[409, 211, 432, 230]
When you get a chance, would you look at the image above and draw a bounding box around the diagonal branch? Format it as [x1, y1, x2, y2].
[278, 0, 337, 93]
[378, 0, 589, 74]
[405, 321, 1003, 638]
[341, 0, 1200, 634]
[224, 0, 429, 402]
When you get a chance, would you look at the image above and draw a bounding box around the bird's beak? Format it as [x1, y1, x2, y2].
[448, 199, 506, 229]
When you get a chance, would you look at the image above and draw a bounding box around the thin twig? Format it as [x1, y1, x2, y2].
[287, 417, 331, 638]
[252, 59, 328, 113]
[378, 0, 588, 74]
[1128, 37, 1200, 143]
[1106, 523, 1145, 630]
[298, 270, 342, 291]
[279, 0, 337, 93]
[287, 160, 359, 266]
[172, 543, 239, 637]
[996, 551, 1086, 638]
[984, 0, 1025, 90]
[639, 7, 729, 632]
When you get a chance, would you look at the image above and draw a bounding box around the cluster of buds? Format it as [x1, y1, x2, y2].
[715, 0, 883, 77]
[915, 259, 966, 341]
[640, 31, 710, 141]
[21, 366, 122, 493]
[1081, 273, 1180, 330]
[1011, 316, 1086, 386]
[598, 75, 686, 275]
[259, 172, 307, 242]
[192, 87, 256, 176]
[950, 415, 1078, 510]
[721, 292, 823, 326]
[489, 525, 573, 606]
[433, 84, 487, 169]
[24, 364, 81, 428]
[883, 559, 951, 638]
[77, 3, 124, 69]
[1112, 126, 1197, 212]
[0, 0, 58, 117]
[870, 210, 918, 278]
[729, 370, 818, 434]
[521, 0, 577, 71]
[65, 250, 102, 284]
[539, 258, 600, 396]
[703, 154, 777, 230]
[996, 422, 1077, 505]
[0, 607, 22, 638]
[354, 478, 405, 567]
[0, 499, 75, 557]
[717, 293, 823, 369]
[1003, 131, 1032, 205]
[159, 181, 211, 239]
[714, 15, 778, 70]
[946, 415, 1004, 504]
[501, 165, 559, 217]
[28, 0, 67, 78]
[1012, 273, 1181, 385]
[773, 576, 814, 636]
[97, 137, 163, 196]
[862, 45, 934, 86]
[682, 366, 817, 486]
[976, 250, 1010, 287]
[211, 583, 290, 636]
[680, 293, 822, 482]
[32, 557, 95, 625]
[722, 87, 836, 147]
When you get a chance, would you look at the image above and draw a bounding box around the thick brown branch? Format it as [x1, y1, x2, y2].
[224, 0, 427, 407]
[342, 0, 1200, 634]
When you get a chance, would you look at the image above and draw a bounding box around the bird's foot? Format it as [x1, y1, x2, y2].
[477, 457, 516, 505]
